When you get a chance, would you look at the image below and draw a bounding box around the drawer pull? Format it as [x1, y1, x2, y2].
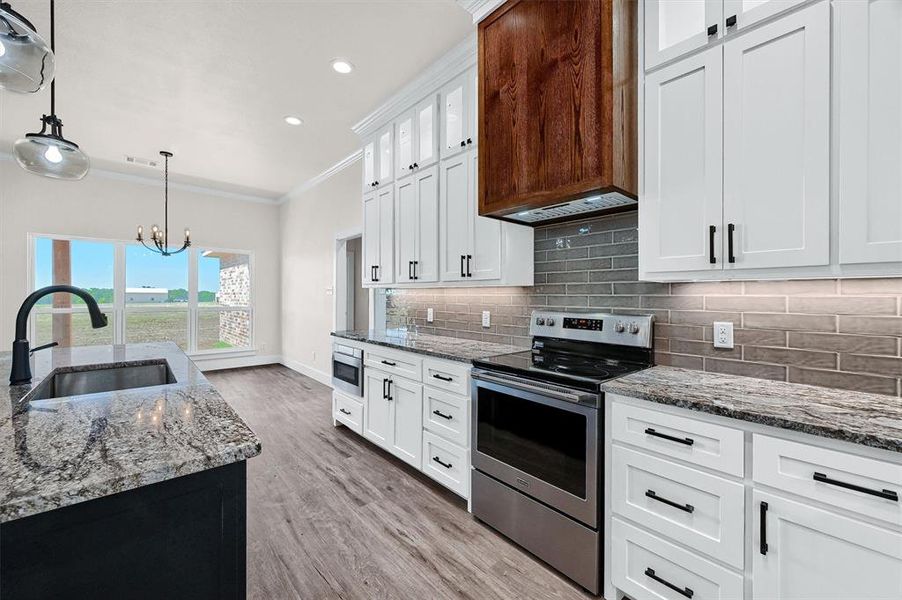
[645, 489, 695, 514]
[760, 501, 769, 555]
[644, 568, 694, 598]
[812, 472, 899, 502]
[645, 427, 694, 446]
[432, 373, 453, 382]
[433, 456, 453, 469]
[338, 408, 352, 416]
[432, 409, 453, 420]
[381, 360, 397, 366]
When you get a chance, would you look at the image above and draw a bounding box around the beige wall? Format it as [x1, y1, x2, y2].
[279, 162, 362, 382]
[0, 160, 282, 362]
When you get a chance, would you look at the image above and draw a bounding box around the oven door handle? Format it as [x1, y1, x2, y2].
[472, 371, 596, 405]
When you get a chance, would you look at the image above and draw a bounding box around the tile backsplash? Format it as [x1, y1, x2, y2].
[385, 211, 902, 397]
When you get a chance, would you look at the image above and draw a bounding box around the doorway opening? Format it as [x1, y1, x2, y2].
[334, 232, 374, 332]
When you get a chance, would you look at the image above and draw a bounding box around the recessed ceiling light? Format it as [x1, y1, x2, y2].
[331, 59, 354, 74]
[284, 115, 303, 126]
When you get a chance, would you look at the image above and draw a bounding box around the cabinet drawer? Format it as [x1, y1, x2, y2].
[611, 400, 744, 477]
[612, 446, 745, 568]
[422, 430, 469, 499]
[423, 386, 469, 447]
[612, 518, 743, 600]
[753, 434, 902, 525]
[422, 357, 470, 396]
[364, 347, 422, 381]
[333, 391, 363, 435]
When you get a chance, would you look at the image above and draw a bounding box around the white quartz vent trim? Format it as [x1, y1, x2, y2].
[506, 193, 637, 224]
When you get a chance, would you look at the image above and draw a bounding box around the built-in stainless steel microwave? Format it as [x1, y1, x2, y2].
[332, 344, 363, 397]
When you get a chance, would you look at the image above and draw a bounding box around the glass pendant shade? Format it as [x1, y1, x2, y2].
[14, 116, 89, 180]
[0, 2, 55, 93]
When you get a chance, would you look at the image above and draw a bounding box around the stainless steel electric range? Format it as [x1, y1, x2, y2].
[470, 310, 655, 594]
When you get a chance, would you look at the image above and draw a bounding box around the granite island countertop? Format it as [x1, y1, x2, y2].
[0, 342, 261, 523]
[603, 366, 902, 454]
[332, 329, 524, 363]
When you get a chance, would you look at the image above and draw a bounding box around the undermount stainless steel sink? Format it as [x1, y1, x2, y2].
[27, 361, 176, 401]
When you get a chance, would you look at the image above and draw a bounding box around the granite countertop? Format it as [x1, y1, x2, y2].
[0, 342, 261, 523]
[603, 366, 902, 454]
[332, 329, 524, 363]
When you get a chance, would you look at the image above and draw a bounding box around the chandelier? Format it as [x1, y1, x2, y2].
[136, 151, 191, 256]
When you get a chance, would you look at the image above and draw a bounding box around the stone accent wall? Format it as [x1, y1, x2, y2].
[385, 211, 902, 397]
[217, 254, 251, 347]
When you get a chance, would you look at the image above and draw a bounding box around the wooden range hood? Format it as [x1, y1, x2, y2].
[477, 0, 637, 225]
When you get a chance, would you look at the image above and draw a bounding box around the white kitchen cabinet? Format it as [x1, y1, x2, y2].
[362, 139, 376, 192]
[389, 376, 423, 469]
[838, 0, 902, 265]
[641, 47, 723, 273]
[394, 108, 416, 180]
[440, 70, 476, 159]
[362, 187, 394, 286]
[439, 152, 472, 281]
[644, 0, 722, 70]
[416, 93, 440, 170]
[723, 0, 809, 33]
[722, 1, 829, 270]
[469, 150, 502, 280]
[377, 124, 393, 187]
[753, 491, 902, 600]
[395, 166, 439, 283]
[364, 370, 392, 448]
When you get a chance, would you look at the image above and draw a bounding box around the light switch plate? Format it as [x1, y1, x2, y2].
[482, 310, 491, 328]
[427, 308, 434, 323]
[713, 321, 734, 349]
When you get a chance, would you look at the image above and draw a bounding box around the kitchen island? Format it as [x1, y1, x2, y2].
[0, 342, 261, 599]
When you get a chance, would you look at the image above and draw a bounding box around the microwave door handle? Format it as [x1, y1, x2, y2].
[472, 371, 595, 405]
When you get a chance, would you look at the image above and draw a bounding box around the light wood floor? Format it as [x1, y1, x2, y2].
[208, 365, 596, 600]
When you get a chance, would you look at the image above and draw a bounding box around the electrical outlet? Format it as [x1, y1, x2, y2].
[427, 308, 434, 323]
[482, 310, 491, 328]
[713, 321, 734, 349]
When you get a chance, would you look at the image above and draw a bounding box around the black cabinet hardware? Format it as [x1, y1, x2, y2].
[408, 261, 413, 280]
[460, 255, 466, 277]
[813, 472, 899, 502]
[408, 164, 413, 171]
[373, 265, 379, 282]
[374, 180, 379, 186]
[645, 427, 694, 446]
[370, 265, 376, 281]
[646, 490, 695, 513]
[466, 254, 473, 277]
[460, 140, 466, 147]
[726, 14, 737, 27]
[339, 408, 352, 416]
[386, 379, 393, 401]
[432, 409, 453, 420]
[413, 260, 418, 280]
[382, 378, 389, 399]
[644, 568, 694, 598]
[433, 456, 453, 469]
[432, 373, 453, 382]
[707, 24, 718, 36]
[413, 162, 418, 168]
[760, 501, 769, 555]
[381, 360, 397, 367]
[709, 225, 717, 264]
[727, 223, 736, 263]
[466, 138, 472, 145]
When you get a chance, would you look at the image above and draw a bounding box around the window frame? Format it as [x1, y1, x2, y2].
[27, 232, 256, 357]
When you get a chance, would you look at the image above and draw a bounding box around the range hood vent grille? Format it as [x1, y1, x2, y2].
[506, 192, 637, 224]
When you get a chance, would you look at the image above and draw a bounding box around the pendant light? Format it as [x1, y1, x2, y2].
[13, 0, 88, 180]
[0, 1, 54, 93]
[136, 151, 191, 256]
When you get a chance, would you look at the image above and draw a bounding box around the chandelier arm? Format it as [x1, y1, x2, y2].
[139, 238, 162, 254]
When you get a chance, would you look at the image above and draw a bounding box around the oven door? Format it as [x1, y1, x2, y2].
[332, 350, 363, 397]
[471, 370, 599, 528]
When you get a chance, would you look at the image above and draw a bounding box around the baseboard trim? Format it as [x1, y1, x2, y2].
[280, 357, 333, 388]
[195, 353, 282, 372]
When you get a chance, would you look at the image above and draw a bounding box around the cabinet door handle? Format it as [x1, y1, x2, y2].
[460, 140, 466, 148]
[466, 138, 472, 145]
[460, 255, 466, 278]
[813, 472, 899, 502]
[709, 225, 717, 264]
[374, 180, 379, 186]
[645, 489, 695, 513]
[727, 223, 736, 263]
[381, 360, 397, 367]
[370, 265, 376, 281]
[707, 23, 718, 36]
[432, 373, 453, 382]
[408, 261, 413, 280]
[433, 456, 453, 469]
[726, 14, 737, 28]
[382, 378, 389, 399]
[760, 501, 769, 555]
[385, 379, 393, 401]
[466, 254, 472, 277]
[432, 409, 453, 420]
[413, 260, 418, 280]
[413, 162, 418, 168]
[644, 427, 694, 446]
[339, 408, 352, 416]
[644, 568, 694, 599]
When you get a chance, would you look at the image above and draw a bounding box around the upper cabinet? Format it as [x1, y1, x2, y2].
[363, 124, 394, 192]
[396, 93, 441, 179]
[477, 0, 637, 219]
[440, 70, 477, 160]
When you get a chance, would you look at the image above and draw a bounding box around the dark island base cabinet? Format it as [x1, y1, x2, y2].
[1, 462, 247, 600]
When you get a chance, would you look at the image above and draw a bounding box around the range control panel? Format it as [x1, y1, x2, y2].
[529, 310, 654, 348]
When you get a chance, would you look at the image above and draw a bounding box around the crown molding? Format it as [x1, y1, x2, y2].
[0, 152, 281, 205]
[456, 0, 505, 23]
[278, 149, 363, 204]
[351, 32, 477, 139]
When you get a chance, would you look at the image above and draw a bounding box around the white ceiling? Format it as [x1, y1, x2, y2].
[0, 0, 474, 200]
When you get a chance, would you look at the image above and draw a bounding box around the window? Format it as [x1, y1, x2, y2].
[29, 235, 254, 354]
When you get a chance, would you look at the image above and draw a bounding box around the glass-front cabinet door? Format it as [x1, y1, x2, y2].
[362, 139, 376, 192]
[395, 109, 415, 179]
[415, 93, 439, 169]
[645, 0, 722, 70]
[440, 72, 469, 159]
[723, 0, 808, 33]
[377, 125, 393, 187]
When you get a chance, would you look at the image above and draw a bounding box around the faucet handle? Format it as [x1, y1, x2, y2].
[30, 341, 59, 355]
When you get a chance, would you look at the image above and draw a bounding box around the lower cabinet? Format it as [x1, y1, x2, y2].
[422, 430, 469, 498]
[332, 390, 364, 434]
[364, 370, 392, 448]
[363, 368, 422, 469]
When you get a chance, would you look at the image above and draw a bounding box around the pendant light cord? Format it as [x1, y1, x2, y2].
[164, 152, 169, 249]
[49, 0, 55, 116]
